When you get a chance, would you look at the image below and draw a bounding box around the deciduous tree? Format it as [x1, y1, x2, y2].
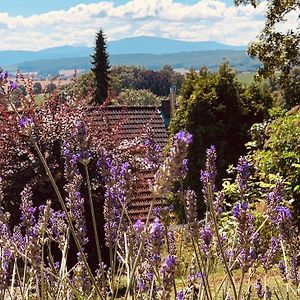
[113, 88, 164, 106]
[169, 63, 272, 214]
[33, 82, 42, 94]
[235, 0, 300, 86]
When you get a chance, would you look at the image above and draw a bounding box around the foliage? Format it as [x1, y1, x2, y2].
[18, 84, 27, 96]
[250, 106, 300, 224]
[264, 66, 300, 110]
[169, 63, 273, 213]
[91, 29, 110, 104]
[0, 72, 112, 272]
[57, 73, 96, 102]
[76, 71, 96, 97]
[33, 81, 42, 94]
[112, 88, 164, 106]
[281, 66, 300, 109]
[235, 0, 300, 87]
[110, 64, 184, 97]
[57, 65, 181, 105]
[45, 82, 56, 93]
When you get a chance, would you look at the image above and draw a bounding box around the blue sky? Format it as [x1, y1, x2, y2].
[0, 0, 290, 51]
[1, 0, 234, 16]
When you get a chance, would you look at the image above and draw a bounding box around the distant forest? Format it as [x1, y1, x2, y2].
[8, 50, 260, 75]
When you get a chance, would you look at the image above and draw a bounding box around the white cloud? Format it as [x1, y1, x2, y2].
[0, 0, 296, 51]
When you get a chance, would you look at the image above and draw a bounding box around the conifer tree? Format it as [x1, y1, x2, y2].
[91, 29, 110, 104]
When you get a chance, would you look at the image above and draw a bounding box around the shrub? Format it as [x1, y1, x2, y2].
[169, 63, 272, 215]
[112, 88, 164, 106]
[110, 65, 184, 97]
[250, 106, 300, 225]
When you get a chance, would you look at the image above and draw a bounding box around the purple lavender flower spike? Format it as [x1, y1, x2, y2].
[276, 205, 292, 223]
[100, 150, 132, 248]
[184, 189, 199, 236]
[147, 217, 165, 266]
[73, 120, 88, 142]
[136, 264, 154, 295]
[261, 236, 279, 270]
[134, 219, 144, 234]
[255, 278, 264, 299]
[62, 142, 88, 249]
[175, 130, 192, 143]
[19, 116, 34, 135]
[0, 69, 8, 82]
[290, 256, 299, 285]
[153, 131, 192, 196]
[20, 185, 36, 229]
[73, 120, 91, 164]
[278, 259, 287, 281]
[146, 271, 153, 281]
[137, 280, 146, 292]
[265, 287, 272, 300]
[200, 145, 217, 205]
[143, 127, 162, 171]
[49, 210, 68, 251]
[161, 255, 177, 299]
[266, 180, 292, 227]
[9, 80, 17, 92]
[11, 226, 25, 253]
[205, 145, 217, 180]
[236, 156, 250, 196]
[199, 225, 213, 255]
[177, 290, 185, 300]
[214, 191, 224, 219]
[175, 130, 185, 140]
[233, 201, 258, 271]
[164, 255, 176, 269]
[181, 158, 189, 177]
[167, 230, 177, 256]
[0, 249, 12, 290]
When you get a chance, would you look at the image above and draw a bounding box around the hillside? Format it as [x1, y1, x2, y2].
[107, 36, 246, 54]
[5, 50, 259, 75]
[0, 36, 246, 67]
[110, 50, 258, 71]
[0, 46, 92, 67]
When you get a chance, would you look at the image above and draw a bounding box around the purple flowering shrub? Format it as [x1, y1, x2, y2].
[0, 70, 300, 299]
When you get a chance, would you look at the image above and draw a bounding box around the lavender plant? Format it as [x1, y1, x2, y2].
[0, 69, 299, 300]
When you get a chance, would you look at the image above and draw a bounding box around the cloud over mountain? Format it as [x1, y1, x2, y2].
[0, 0, 277, 51]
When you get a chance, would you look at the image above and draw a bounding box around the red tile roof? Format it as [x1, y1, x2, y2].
[90, 106, 168, 149]
[1, 105, 169, 221]
[128, 171, 162, 220]
[90, 106, 169, 221]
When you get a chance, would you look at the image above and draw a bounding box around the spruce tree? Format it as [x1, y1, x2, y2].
[91, 29, 110, 104]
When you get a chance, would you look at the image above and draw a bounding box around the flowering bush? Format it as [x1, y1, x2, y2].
[0, 69, 299, 299]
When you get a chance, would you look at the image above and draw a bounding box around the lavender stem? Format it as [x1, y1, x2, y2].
[31, 138, 104, 300]
[84, 164, 106, 283]
[207, 181, 238, 300]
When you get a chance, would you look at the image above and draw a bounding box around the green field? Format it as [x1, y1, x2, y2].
[237, 71, 269, 86]
[237, 72, 256, 85]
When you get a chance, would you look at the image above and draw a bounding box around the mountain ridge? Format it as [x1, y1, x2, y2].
[5, 50, 259, 76]
[0, 36, 246, 67]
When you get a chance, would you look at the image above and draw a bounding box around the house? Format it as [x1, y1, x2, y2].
[91, 105, 170, 221]
[0, 93, 174, 223]
[0, 94, 175, 270]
